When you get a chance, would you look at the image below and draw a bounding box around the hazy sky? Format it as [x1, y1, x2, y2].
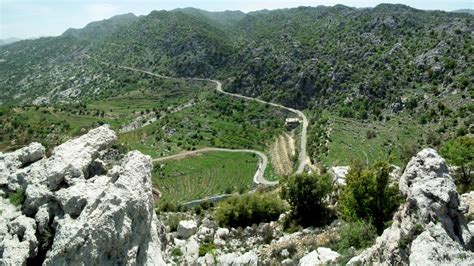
[1, 0, 473, 39]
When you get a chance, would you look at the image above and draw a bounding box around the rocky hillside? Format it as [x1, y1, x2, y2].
[0, 4, 472, 110]
[1, 126, 472, 264]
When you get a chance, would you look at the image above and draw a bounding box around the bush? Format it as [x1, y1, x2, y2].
[214, 192, 288, 228]
[9, 189, 25, 207]
[366, 129, 377, 139]
[199, 243, 217, 257]
[337, 221, 377, 250]
[166, 213, 188, 232]
[171, 247, 183, 257]
[440, 136, 473, 193]
[339, 161, 402, 234]
[157, 201, 177, 213]
[280, 173, 333, 226]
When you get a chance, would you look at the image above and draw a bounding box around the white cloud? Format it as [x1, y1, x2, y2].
[83, 3, 122, 20]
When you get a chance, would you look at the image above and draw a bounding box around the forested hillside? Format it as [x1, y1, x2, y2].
[0, 3, 472, 164]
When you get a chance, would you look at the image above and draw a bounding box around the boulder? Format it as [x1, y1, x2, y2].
[461, 192, 474, 220]
[44, 151, 165, 265]
[299, 247, 340, 265]
[0, 142, 45, 188]
[216, 227, 230, 239]
[0, 126, 166, 265]
[1, 215, 38, 265]
[177, 220, 198, 239]
[349, 149, 474, 265]
[218, 250, 258, 265]
[330, 166, 349, 185]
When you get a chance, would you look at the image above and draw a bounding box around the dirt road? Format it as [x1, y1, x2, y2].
[152, 147, 276, 186]
[118, 65, 311, 176]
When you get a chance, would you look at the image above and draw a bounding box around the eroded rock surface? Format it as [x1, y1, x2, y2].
[0, 125, 165, 265]
[299, 247, 340, 265]
[349, 148, 474, 265]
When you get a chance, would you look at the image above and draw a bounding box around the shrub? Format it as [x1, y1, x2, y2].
[157, 201, 177, 213]
[9, 189, 25, 207]
[214, 192, 288, 228]
[167, 213, 188, 232]
[171, 247, 183, 257]
[339, 161, 402, 234]
[440, 136, 473, 193]
[199, 243, 217, 257]
[337, 221, 377, 250]
[366, 129, 377, 139]
[280, 173, 333, 226]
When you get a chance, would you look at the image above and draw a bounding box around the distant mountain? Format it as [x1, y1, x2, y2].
[452, 9, 474, 15]
[0, 38, 22, 46]
[175, 8, 246, 28]
[62, 13, 138, 40]
[1, 5, 472, 111]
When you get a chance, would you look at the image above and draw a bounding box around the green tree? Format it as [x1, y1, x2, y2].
[440, 136, 473, 193]
[214, 192, 288, 228]
[280, 173, 333, 226]
[339, 161, 402, 234]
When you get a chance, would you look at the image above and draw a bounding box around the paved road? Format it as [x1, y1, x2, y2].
[153, 147, 277, 186]
[118, 66, 311, 175]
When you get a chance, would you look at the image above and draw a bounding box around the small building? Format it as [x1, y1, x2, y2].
[285, 117, 301, 129]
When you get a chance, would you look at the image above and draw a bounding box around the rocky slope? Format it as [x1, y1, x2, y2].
[1, 126, 473, 265]
[349, 148, 474, 264]
[156, 149, 473, 265]
[0, 125, 165, 265]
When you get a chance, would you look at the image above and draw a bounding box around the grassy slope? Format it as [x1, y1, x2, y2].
[323, 114, 426, 166]
[152, 151, 258, 205]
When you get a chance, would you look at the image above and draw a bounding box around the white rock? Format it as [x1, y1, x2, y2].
[183, 236, 200, 264]
[177, 220, 198, 239]
[196, 252, 216, 265]
[1, 142, 45, 188]
[349, 149, 474, 265]
[216, 227, 230, 239]
[299, 247, 340, 265]
[34, 204, 50, 234]
[218, 251, 258, 265]
[461, 191, 474, 219]
[197, 226, 214, 241]
[0, 215, 38, 265]
[1, 126, 166, 264]
[330, 166, 349, 185]
[43, 151, 165, 265]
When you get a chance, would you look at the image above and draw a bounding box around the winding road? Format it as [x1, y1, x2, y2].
[152, 147, 276, 186]
[117, 65, 311, 184]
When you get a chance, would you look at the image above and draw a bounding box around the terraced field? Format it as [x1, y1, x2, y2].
[152, 151, 259, 206]
[322, 115, 427, 166]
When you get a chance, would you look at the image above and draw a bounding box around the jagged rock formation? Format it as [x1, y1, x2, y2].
[349, 148, 474, 265]
[299, 247, 340, 265]
[0, 125, 165, 265]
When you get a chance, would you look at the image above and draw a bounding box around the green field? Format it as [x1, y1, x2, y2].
[0, 72, 293, 205]
[152, 151, 259, 205]
[0, 75, 288, 157]
[321, 114, 428, 167]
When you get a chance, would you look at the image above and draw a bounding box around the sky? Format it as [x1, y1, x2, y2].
[1, 0, 473, 39]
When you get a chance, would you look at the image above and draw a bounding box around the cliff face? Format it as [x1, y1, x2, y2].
[0, 125, 165, 265]
[349, 148, 474, 265]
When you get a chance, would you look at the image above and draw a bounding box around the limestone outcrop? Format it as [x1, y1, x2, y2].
[349, 148, 474, 265]
[0, 125, 165, 265]
[299, 247, 340, 265]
